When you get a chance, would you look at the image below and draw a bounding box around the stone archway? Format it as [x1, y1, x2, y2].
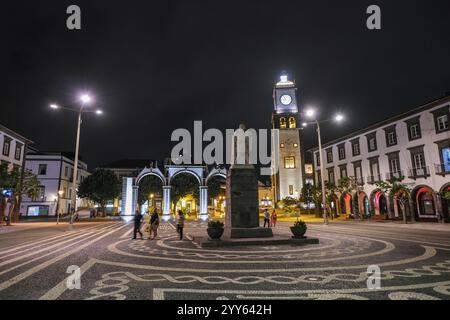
[358, 191, 369, 217]
[340, 192, 353, 215]
[370, 189, 387, 217]
[411, 185, 438, 222]
[167, 166, 208, 221]
[440, 183, 450, 223]
[330, 194, 340, 217]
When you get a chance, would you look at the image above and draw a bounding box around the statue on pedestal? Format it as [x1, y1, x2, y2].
[224, 124, 273, 239]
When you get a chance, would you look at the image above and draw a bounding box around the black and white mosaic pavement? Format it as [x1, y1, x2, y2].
[0, 221, 449, 300]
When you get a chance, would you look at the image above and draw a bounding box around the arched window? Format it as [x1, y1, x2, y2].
[280, 117, 286, 129]
[289, 117, 296, 128]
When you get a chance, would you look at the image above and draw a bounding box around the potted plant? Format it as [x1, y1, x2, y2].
[207, 220, 224, 240]
[290, 220, 307, 238]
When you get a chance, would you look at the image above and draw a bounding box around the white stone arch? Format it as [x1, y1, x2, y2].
[136, 167, 167, 185]
[205, 166, 227, 185]
[167, 166, 208, 220]
[167, 166, 205, 186]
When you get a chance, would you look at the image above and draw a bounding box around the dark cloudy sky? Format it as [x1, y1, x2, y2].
[2, 0, 450, 168]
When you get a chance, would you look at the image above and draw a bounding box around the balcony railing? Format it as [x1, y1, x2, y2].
[408, 166, 430, 179]
[435, 163, 450, 175]
[355, 176, 364, 185]
[386, 171, 404, 181]
[367, 174, 382, 184]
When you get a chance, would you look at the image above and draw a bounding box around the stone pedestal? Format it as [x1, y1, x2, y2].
[224, 165, 273, 239]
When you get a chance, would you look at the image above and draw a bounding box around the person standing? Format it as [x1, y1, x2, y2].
[263, 208, 271, 228]
[271, 209, 277, 227]
[150, 209, 160, 240]
[177, 210, 185, 240]
[133, 210, 143, 240]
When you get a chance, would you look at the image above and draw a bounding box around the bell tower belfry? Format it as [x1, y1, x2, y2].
[271, 73, 305, 203]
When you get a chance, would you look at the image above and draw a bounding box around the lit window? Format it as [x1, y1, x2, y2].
[288, 117, 296, 129]
[338, 146, 345, 160]
[368, 137, 376, 151]
[352, 142, 360, 156]
[284, 156, 295, 169]
[38, 164, 47, 175]
[2, 140, 10, 156]
[280, 117, 287, 129]
[289, 185, 294, 195]
[437, 115, 449, 131]
[387, 131, 396, 146]
[14, 145, 22, 160]
[410, 123, 420, 139]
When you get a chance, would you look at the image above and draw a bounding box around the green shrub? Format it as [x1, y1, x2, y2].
[293, 220, 306, 228]
[208, 220, 224, 228]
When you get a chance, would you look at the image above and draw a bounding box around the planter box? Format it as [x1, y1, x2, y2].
[290, 226, 307, 238]
[207, 227, 224, 240]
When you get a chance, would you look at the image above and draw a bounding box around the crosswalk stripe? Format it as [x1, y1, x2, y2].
[0, 223, 117, 257]
[0, 223, 128, 292]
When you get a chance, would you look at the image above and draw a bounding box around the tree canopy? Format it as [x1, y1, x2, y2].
[78, 169, 120, 210]
[137, 175, 162, 205]
[170, 173, 199, 207]
[1, 164, 40, 224]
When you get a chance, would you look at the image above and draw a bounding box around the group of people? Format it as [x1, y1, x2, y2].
[133, 208, 185, 240]
[263, 208, 277, 228]
[133, 208, 277, 240]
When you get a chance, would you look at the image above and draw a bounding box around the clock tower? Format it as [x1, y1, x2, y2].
[271, 74, 305, 203]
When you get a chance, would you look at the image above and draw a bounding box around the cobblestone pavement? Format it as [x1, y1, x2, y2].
[0, 220, 449, 300]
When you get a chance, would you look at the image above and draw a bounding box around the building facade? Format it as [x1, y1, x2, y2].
[271, 75, 305, 203]
[0, 124, 33, 221]
[20, 151, 90, 217]
[0, 124, 31, 171]
[311, 95, 450, 222]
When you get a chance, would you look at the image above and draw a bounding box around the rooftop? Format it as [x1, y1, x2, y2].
[0, 124, 33, 144]
[308, 94, 450, 152]
[99, 159, 157, 169]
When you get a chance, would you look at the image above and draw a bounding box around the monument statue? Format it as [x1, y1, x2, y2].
[224, 124, 273, 239]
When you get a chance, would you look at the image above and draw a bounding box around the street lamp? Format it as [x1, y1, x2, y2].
[50, 93, 103, 226]
[304, 107, 345, 225]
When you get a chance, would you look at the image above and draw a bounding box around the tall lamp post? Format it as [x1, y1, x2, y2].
[50, 94, 103, 225]
[302, 109, 344, 225]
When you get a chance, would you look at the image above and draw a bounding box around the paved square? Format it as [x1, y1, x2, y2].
[0, 221, 449, 300]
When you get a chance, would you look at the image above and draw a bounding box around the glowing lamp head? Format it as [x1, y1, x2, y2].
[335, 114, 344, 122]
[302, 122, 308, 127]
[80, 94, 92, 104]
[95, 110, 103, 115]
[305, 109, 315, 118]
[280, 74, 288, 82]
[50, 104, 59, 109]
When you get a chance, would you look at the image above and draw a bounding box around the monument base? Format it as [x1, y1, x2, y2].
[224, 227, 273, 239]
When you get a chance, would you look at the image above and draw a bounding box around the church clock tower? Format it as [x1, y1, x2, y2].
[271, 74, 305, 203]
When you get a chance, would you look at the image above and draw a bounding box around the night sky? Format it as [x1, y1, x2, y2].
[2, 0, 450, 169]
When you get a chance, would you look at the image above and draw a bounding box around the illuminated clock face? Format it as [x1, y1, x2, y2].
[280, 94, 292, 105]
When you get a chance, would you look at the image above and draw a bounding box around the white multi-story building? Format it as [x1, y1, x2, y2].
[0, 124, 31, 171]
[20, 151, 90, 217]
[311, 95, 450, 222]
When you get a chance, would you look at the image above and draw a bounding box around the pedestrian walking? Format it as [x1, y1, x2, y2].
[149, 209, 160, 239]
[133, 210, 143, 240]
[271, 209, 277, 227]
[177, 210, 185, 240]
[263, 208, 271, 228]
